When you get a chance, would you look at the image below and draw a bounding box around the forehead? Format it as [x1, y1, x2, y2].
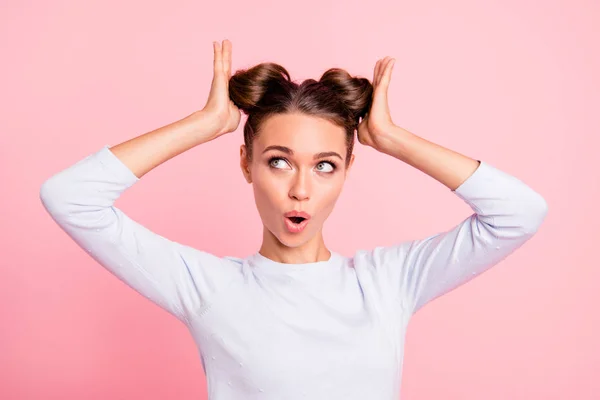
[256, 113, 346, 155]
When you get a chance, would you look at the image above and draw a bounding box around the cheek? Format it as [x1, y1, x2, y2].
[310, 179, 343, 219]
[252, 176, 283, 218]
[318, 189, 342, 217]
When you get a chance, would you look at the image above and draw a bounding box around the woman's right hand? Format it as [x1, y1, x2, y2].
[196, 39, 241, 139]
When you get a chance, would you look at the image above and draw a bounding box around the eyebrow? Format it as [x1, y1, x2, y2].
[262, 145, 343, 161]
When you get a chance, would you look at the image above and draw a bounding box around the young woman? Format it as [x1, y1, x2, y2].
[40, 39, 548, 399]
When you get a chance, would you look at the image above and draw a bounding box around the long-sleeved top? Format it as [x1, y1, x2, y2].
[39, 145, 548, 400]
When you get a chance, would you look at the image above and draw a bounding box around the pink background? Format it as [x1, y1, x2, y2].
[2, 0, 598, 399]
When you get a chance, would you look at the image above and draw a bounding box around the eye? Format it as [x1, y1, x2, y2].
[268, 157, 338, 173]
[316, 161, 337, 173]
[268, 157, 291, 170]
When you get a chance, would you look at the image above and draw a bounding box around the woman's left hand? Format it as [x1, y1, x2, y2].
[357, 56, 397, 153]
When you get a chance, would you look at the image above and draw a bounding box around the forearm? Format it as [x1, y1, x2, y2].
[380, 126, 480, 191]
[109, 111, 221, 179]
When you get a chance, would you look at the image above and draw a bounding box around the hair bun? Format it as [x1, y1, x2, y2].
[319, 68, 373, 121]
[229, 63, 294, 114]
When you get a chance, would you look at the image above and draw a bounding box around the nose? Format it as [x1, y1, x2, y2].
[288, 169, 311, 201]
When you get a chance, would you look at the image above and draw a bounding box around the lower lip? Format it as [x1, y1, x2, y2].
[284, 217, 309, 233]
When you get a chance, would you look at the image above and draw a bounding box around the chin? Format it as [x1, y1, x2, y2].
[264, 218, 317, 247]
[277, 232, 304, 247]
[275, 229, 310, 248]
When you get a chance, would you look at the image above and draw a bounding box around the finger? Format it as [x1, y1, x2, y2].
[375, 58, 387, 86]
[222, 39, 231, 78]
[373, 60, 381, 85]
[356, 128, 364, 145]
[213, 41, 222, 76]
[373, 58, 384, 87]
[377, 56, 392, 86]
[379, 58, 395, 87]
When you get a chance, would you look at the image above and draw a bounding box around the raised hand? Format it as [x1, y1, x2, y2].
[199, 39, 242, 138]
[357, 56, 397, 152]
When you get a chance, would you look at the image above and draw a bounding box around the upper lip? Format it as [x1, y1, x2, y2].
[284, 210, 311, 220]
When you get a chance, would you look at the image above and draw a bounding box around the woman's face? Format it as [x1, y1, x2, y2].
[240, 112, 354, 248]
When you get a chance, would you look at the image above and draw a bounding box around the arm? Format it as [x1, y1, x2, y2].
[377, 126, 481, 191]
[39, 112, 238, 325]
[356, 56, 547, 315]
[107, 110, 224, 178]
[370, 127, 548, 315]
[40, 40, 242, 324]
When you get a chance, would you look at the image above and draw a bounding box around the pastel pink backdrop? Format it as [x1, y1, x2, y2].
[1, 0, 598, 399]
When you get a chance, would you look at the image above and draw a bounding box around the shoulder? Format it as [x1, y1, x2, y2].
[170, 241, 245, 273]
[348, 242, 414, 270]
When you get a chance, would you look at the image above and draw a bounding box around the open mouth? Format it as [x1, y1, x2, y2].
[284, 215, 310, 233]
[287, 216, 306, 224]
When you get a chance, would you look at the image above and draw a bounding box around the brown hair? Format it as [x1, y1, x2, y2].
[228, 62, 373, 168]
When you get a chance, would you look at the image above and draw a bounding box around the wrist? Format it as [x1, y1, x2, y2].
[184, 111, 224, 141]
[375, 125, 413, 156]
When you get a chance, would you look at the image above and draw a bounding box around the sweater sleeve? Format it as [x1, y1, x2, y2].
[39, 145, 237, 325]
[367, 160, 548, 316]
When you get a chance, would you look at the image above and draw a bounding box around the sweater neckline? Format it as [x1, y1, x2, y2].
[248, 250, 343, 273]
